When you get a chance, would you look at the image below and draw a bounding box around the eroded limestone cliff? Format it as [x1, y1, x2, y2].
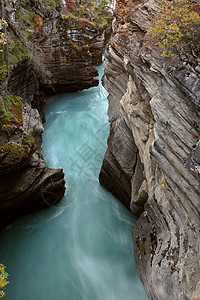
[29, 9, 101, 93]
[5, 7, 101, 94]
[99, 1, 200, 299]
[0, 59, 65, 230]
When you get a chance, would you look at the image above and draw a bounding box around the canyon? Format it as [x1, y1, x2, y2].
[0, 0, 199, 299]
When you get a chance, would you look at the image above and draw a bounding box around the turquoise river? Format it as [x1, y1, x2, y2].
[0, 64, 148, 300]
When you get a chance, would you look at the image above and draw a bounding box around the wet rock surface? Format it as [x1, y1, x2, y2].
[99, 0, 200, 299]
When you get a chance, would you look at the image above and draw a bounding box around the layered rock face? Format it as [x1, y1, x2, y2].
[5, 5, 108, 94]
[0, 5, 109, 229]
[0, 59, 65, 230]
[99, 1, 200, 299]
[30, 11, 106, 93]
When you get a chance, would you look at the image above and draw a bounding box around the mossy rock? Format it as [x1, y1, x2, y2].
[0, 40, 29, 83]
[0, 132, 35, 166]
[0, 95, 23, 127]
[0, 142, 32, 165]
[8, 40, 29, 66]
[67, 39, 83, 52]
[0, 95, 35, 166]
[22, 133, 35, 148]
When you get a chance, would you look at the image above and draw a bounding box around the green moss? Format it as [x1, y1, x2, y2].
[38, 0, 61, 9]
[32, 70, 38, 80]
[1, 124, 12, 137]
[0, 95, 23, 127]
[0, 40, 29, 82]
[23, 133, 35, 148]
[0, 132, 35, 166]
[8, 40, 29, 66]
[0, 95, 35, 165]
[62, 13, 87, 33]
[17, 7, 36, 39]
[0, 143, 31, 165]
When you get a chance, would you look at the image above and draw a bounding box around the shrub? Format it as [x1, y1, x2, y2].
[0, 264, 9, 299]
[147, 0, 200, 57]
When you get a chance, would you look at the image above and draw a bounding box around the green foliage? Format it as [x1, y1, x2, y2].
[147, 0, 200, 57]
[93, 0, 113, 29]
[0, 264, 9, 299]
[62, 0, 113, 30]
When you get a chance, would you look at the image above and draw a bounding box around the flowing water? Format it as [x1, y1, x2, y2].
[0, 64, 148, 300]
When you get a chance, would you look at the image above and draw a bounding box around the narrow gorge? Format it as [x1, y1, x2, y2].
[0, 0, 107, 229]
[0, 64, 148, 300]
[0, 0, 199, 299]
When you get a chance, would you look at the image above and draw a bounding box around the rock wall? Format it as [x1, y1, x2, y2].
[28, 11, 99, 93]
[5, 7, 105, 94]
[27, 9, 111, 93]
[99, 1, 200, 299]
[0, 59, 65, 230]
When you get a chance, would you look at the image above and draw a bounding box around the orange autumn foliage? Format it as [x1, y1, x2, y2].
[33, 15, 43, 32]
[115, 0, 134, 19]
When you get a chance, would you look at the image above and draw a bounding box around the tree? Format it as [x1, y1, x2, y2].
[115, 0, 134, 19]
[147, 0, 200, 57]
[62, 0, 113, 29]
[0, 264, 9, 299]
